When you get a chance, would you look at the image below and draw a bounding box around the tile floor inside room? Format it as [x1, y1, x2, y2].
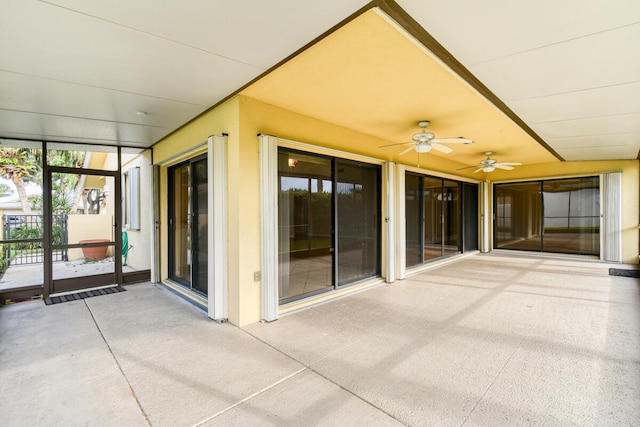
[1, 253, 638, 426]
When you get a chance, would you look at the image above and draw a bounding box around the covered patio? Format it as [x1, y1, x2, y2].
[1, 253, 638, 426]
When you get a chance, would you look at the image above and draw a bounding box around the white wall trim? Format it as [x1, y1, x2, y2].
[276, 137, 384, 165]
[209, 135, 228, 321]
[385, 162, 396, 283]
[259, 135, 279, 321]
[396, 164, 406, 280]
[481, 181, 490, 252]
[602, 172, 622, 262]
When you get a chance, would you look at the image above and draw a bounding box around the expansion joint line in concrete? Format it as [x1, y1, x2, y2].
[458, 310, 545, 426]
[84, 299, 151, 427]
[241, 329, 408, 426]
[193, 367, 307, 426]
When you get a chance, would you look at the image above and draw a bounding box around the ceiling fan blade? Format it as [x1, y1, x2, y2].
[379, 141, 413, 148]
[473, 167, 484, 173]
[431, 143, 453, 153]
[431, 137, 473, 144]
[494, 164, 514, 170]
[399, 145, 416, 155]
[456, 165, 479, 171]
[496, 162, 522, 166]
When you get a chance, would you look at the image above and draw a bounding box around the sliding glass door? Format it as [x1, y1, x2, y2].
[278, 149, 381, 304]
[278, 151, 333, 302]
[168, 156, 208, 295]
[336, 160, 380, 285]
[494, 177, 600, 256]
[406, 172, 477, 268]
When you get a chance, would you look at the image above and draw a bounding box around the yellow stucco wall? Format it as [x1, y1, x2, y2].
[151, 94, 639, 326]
[67, 214, 114, 260]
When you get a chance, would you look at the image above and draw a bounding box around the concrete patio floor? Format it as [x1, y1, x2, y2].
[1, 253, 639, 426]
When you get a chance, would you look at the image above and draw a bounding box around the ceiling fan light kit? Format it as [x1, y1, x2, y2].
[456, 151, 522, 173]
[415, 142, 432, 153]
[379, 120, 473, 155]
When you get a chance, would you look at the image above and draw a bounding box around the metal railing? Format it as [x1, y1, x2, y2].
[2, 214, 68, 266]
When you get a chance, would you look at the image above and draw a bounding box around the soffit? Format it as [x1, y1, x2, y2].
[242, 9, 557, 168]
[0, 0, 369, 147]
[397, 0, 640, 161]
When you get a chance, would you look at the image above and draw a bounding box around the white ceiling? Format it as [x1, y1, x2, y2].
[397, 0, 640, 161]
[1, 0, 639, 161]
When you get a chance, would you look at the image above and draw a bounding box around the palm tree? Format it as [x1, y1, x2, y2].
[46, 150, 86, 213]
[0, 148, 38, 214]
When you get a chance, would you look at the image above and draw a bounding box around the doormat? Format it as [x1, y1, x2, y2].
[609, 268, 640, 278]
[44, 286, 126, 305]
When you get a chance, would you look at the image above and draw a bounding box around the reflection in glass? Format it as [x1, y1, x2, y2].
[495, 182, 542, 251]
[543, 177, 599, 255]
[495, 177, 599, 256]
[171, 164, 191, 284]
[193, 159, 208, 294]
[278, 151, 332, 303]
[168, 158, 208, 295]
[443, 180, 460, 256]
[423, 176, 443, 261]
[336, 160, 380, 286]
[405, 173, 422, 267]
[405, 173, 468, 266]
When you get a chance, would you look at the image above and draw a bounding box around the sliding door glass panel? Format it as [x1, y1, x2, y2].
[192, 158, 208, 294]
[405, 173, 422, 267]
[278, 151, 332, 303]
[423, 177, 443, 261]
[170, 164, 191, 284]
[336, 160, 380, 286]
[542, 177, 599, 255]
[443, 180, 461, 256]
[168, 158, 208, 295]
[462, 183, 479, 252]
[495, 182, 542, 251]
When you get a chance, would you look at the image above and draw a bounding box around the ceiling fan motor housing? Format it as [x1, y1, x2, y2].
[413, 131, 435, 142]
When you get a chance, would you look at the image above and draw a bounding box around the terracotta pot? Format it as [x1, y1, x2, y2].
[79, 239, 110, 261]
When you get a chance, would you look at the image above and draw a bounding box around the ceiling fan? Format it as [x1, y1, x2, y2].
[380, 120, 473, 155]
[459, 151, 522, 173]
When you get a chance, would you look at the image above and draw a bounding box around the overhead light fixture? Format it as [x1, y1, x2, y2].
[288, 158, 298, 168]
[415, 142, 432, 153]
[482, 165, 496, 173]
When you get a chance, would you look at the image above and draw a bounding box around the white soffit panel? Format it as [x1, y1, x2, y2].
[0, 71, 205, 129]
[469, 24, 640, 101]
[508, 82, 640, 124]
[533, 114, 640, 138]
[556, 145, 639, 161]
[397, 0, 640, 161]
[396, 0, 640, 66]
[0, 0, 263, 105]
[41, 0, 371, 69]
[0, 110, 167, 147]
